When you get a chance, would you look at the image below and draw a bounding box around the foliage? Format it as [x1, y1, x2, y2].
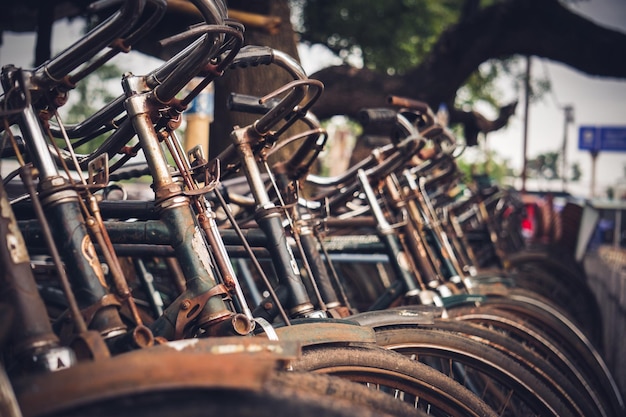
[65, 63, 120, 124]
[455, 57, 550, 110]
[456, 149, 514, 185]
[527, 151, 561, 180]
[457, 147, 582, 186]
[570, 161, 582, 182]
[295, 0, 462, 74]
[61, 63, 122, 154]
[294, 0, 550, 115]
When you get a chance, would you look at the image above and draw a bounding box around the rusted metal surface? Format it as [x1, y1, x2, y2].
[0, 178, 60, 357]
[174, 284, 230, 339]
[349, 306, 440, 329]
[122, 73, 234, 341]
[69, 330, 111, 361]
[272, 322, 376, 346]
[0, 363, 22, 417]
[41, 198, 127, 336]
[14, 338, 300, 417]
[100, 220, 171, 246]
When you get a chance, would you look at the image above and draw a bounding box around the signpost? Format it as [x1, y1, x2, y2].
[579, 126, 626, 152]
[578, 126, 626, 197]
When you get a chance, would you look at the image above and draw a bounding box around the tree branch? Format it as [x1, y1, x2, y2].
[450, 101, 518, 146]
[310, 0, 626, 142]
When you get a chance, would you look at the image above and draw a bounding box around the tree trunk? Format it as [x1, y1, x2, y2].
[210, 0, 302, 159]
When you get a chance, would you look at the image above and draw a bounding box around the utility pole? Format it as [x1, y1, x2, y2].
[561, 105, 574, 193]
[521, 56, 531, 193]
[590, 150, 599, 198]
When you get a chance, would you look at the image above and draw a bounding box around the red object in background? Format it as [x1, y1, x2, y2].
[521, 198, 541, 240]
[521, 203, 536, 239]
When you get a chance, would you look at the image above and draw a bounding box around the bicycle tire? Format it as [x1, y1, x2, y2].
[290, 344, 498, 417]
[508, 264, 601, 343]
[506, 247, 587, 284]
[448, 304, 624, 417]
[372, 326, 579, 417]
[265, 371, 426, 417]
[465, 291, 621, 406]
[38, 386, 385, 417]
[425, 319, 606, 417]
[12, 344, 418, 417]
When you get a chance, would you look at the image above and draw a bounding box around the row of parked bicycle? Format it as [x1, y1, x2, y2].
[1, 0, 623, 416]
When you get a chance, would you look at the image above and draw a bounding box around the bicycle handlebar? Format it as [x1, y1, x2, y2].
[317, 136, 423, 210]
[228, 92, 327, 180]
[152, 0, 228, 104]
[231, 47, 311, 137]
[358, 108, 419, 142]
[227, 46, 308, 81]
[306, 135, 422, 197]
[68, 0, 168, 85]
[227, 93, 281, 114]
[33, 0, 146, 86]
[387, 95, 436, 126]
[214, 45, 318, 171]
[47, 30, 219, 140]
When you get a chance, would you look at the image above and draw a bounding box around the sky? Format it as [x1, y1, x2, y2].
[299, 0, 626, 199]
[1, 0, 625, 199]
[481, 0, 626, 199]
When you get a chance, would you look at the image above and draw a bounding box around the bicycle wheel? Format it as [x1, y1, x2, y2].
[372, 326, 579, 417]
[290, 344, 498, 417]
[508, 264, 600, 343]
[448, 304, 624, 417]
[265, 371, 426, 417]
[504, 247, 601, 343]
[423, 319, 606, 417]
[457, 290, 622, 410]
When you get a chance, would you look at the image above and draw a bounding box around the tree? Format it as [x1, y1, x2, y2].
[570, 162, 582, 182]
[209, 0, 304, 159]
[527, 151, 561, 180]
[295, 0, 462, 75]
[5, 0, 626, 149]
[62, 63, 123, 154]
[293, 0, 626, 145]
[456, 149, 514, 184]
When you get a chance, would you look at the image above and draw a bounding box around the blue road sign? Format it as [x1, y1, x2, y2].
[579, 126, 626, 152]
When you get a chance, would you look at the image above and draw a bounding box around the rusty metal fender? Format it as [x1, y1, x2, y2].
[13, 337, 299, 417]
[348, 305, 443, 329]
[272, 321, 377, 347]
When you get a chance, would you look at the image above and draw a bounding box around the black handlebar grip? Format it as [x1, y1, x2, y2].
[227, 93, 280, 114]
[358, 108, 398, 128]
[229, 45, 274, 69]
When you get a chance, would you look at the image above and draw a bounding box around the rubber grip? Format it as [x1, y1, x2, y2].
[358, 108, 398, 128]
[227, 93, 280, 114]
[229, 45, 274, 69]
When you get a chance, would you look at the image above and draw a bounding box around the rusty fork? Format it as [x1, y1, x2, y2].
[1, 67, 128, 346]
[121, 73, 236, 340]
